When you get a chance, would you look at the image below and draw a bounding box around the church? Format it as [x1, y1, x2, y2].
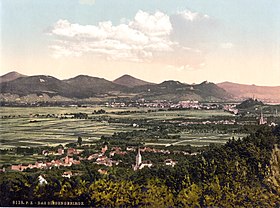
[133, 148, 152, 171]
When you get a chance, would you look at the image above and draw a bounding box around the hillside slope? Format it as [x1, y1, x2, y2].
[218, 82, 280, 102]
[129, 80, 232, 101]
[0, 71, 27, 83]
[113, 74, 154, 87]
[0, 75, 75, 97]
[65, 75, 126, 98]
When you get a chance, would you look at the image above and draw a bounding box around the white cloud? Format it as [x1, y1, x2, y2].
[221, 42, 234, 49]
[49, 10, 175, 61]
[129, 10, 172, 37]
[178, 10, 199, 22]
[177, 10, 211, 22]
[49, 9, 213, 68]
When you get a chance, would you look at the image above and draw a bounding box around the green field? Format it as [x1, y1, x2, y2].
[0, 154, 45, 165]
[144, 132, 246, 147]
[0, 107, 243, 149]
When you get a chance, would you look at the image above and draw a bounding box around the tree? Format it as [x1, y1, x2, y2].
[77, 137, 82, 146]
[177, 183, 202, 207]
[88, 179, 141, 207]
[140, 178, 175, 207]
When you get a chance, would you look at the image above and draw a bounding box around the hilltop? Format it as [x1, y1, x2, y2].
[236, 98, 264, 109]
[0, 71, 27, 83]
[0, 75, 74, 97]
[113, 74, 154, 87]
[65, 75, 126, 98]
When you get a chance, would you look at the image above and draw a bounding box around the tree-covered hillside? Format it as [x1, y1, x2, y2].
[236, 98, 264, 109]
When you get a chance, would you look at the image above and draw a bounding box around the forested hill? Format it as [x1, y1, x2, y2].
[1, 126, 280, 207]
[236, 98, 264, 109]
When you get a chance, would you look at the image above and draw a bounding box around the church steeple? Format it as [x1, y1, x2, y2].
[133, 147, 153, 171]
[259, 108, 267, 125]
[136, 148, 142, 167]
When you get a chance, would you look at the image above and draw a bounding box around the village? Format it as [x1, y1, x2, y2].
[106, 99, 225, 110]
[7, 143, 191, 178]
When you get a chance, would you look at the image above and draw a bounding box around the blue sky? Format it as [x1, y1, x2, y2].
[1, 0, 280, 85]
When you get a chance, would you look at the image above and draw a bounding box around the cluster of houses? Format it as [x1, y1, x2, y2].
[223, 104, 239, 115]
[171, 101, 200, 109]
[176, 119, 237, 126]
[106, 100, 223, 110]
[86, 146, 123, 167]
[11, 149, 82, 172]
[9, 144, 180, 174]
[132, 148, 178, 170]
[42, 147, 83, 156]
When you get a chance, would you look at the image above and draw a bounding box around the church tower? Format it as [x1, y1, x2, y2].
[136, 148, 142, 167]
[259, 109, 267, 125]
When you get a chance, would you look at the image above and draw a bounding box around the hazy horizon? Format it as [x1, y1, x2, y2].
[1, 0, 280, 86]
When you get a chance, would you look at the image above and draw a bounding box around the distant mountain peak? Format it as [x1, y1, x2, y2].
[0, 71, 27, 83]
[113, 74, 154, 87]
[120, 74, 133, 78]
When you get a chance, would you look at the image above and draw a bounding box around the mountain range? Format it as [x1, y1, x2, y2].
[0, 71, 279, 103]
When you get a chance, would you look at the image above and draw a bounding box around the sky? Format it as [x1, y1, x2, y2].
[1, 0, 280, 86]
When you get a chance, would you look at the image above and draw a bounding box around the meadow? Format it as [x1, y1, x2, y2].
[0, 106, 242, 149]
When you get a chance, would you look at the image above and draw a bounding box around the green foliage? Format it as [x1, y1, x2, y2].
[177, 183, 202, 207]
[88, 179, 141, 207]
[77, 136, 82, 146]
[140, 178, 175, 207]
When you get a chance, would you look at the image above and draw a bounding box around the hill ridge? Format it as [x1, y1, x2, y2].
[217, 82, 280, 102]
[0, 71, 259, 102]
[113, 74, 154, 87]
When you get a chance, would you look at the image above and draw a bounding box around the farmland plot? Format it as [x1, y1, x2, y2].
[0, 107, 243, 149]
